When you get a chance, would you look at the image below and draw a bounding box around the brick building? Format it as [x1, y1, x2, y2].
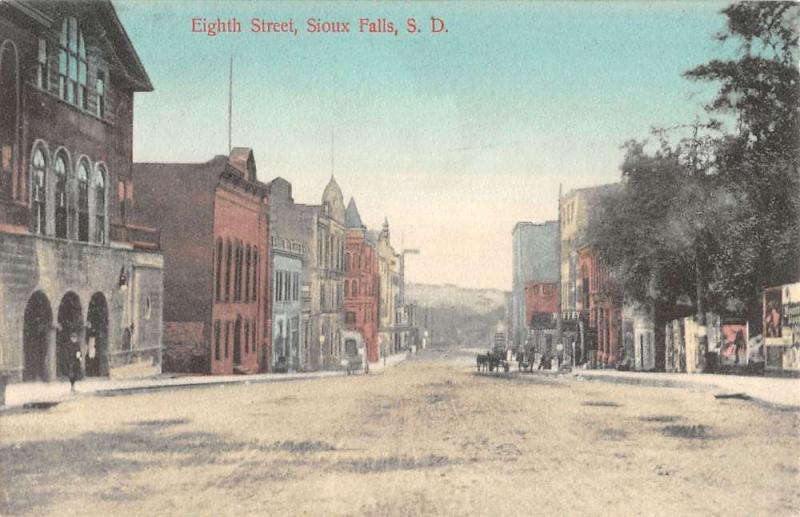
[0, 1, 164, 383]
[525, 281, 558, 327]
[344, 198, 379, 362]
[560, 183, 620, 365]
[133, 149, 270, 375]
[577, 246, 622, 367]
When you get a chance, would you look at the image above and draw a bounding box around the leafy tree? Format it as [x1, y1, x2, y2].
[592, 1, 799, 340]
[684, 1, 800, 331]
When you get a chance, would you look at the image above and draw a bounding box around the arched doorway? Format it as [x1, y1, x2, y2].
[56, 292, 83, 378]
[23, 291, 52, 381]
[233, 316, 242, 365]
[86, 292, 108, 377]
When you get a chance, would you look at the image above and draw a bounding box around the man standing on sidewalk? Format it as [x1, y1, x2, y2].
[68, 333, 82, 393]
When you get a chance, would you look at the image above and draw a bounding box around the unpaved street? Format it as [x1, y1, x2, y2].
[1, 348, 798, 516]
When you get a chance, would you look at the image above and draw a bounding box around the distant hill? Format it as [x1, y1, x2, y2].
[406, 283, 509, 348]
[405, 283, 508, 315]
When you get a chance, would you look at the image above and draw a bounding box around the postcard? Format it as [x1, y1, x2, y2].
[0, 1, 798, 515]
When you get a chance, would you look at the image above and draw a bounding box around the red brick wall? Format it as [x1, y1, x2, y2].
[578, 247, 622, 365]
[525, 282, 558, 327]
[345, 230, 379, 362]
[210, 185, 270, 375]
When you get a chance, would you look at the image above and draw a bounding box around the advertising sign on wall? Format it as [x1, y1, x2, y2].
[764, 282, 800, 371]
[719, 321, 748, 367]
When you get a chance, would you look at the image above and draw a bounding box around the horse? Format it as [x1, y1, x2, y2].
[477, 354, 489, 372]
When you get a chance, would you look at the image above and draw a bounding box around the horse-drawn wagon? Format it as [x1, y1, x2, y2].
[476, 347, 510, 373]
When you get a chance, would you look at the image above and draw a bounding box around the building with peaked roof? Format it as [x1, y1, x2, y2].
[133, 149, 271, 375]
[268, 176, 346, 370]
[0, 0, 164, 383]
[344, 198, 379, 362]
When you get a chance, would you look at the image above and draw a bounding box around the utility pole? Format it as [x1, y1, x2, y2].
[557, 183, 565, 365]
[228, 55, 233, 153]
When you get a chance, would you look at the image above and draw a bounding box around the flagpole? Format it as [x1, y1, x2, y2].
[228, 55, 233, 153]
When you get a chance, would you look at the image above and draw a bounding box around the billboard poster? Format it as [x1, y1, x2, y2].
[719, 321, 748, 367]
[764, 287, 783, 340]
[781, 283, 800, 370]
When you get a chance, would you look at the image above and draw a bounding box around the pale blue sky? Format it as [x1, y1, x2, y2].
[116, 1, 731, 290]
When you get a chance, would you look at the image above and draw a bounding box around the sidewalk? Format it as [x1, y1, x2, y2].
[2, 370, 344, 410]
[368, 351, 410, 373]
[573, 369, 800, 410]
[2, 352, 412, 411]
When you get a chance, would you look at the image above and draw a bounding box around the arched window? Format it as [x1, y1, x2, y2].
[94, 165, 106, 244]
[215, 238, 223, 302]
[351, 281, 358, 297]
[53, 152, 68, 238]
[252, 250, 259, 302]
[76, 160, 89, 241]
[344, 280, 349, 297]
[59, 17, 87, 108]
[224, 239, 232, 302]
[244, 244, 251, 302]
[234, 242, 242, 301]
[30, 147, 46, 235]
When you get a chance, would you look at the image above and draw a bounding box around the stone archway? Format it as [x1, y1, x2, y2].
[23, 291, 52, 381]
[56, 292, 83, 378]
[86, 292, 109, 377]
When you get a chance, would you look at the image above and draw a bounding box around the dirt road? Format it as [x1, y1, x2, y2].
[1, 348, 798, 516]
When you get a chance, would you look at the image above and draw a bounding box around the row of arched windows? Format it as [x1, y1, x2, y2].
[345, 251, 373, 273]
[29, 143, 107, 243]
[215, 238, 259, 304]
[344, 278, 377, 298]
[213, 318, 257, 362]
[317, 227, 345, 272]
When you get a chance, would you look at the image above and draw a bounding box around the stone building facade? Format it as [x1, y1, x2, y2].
[0, 1, 164, 383]
[316, 177, 346, 369]
[511, 221, 558, 348]
[376, 219, 399, 356]
[268, 176, 345, 371]
[344, 198, 379, 362]
[132, 149, 270, 375]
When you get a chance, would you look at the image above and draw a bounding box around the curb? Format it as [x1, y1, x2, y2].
[0, 371, 346, 412]
[572, 371, 800, 412]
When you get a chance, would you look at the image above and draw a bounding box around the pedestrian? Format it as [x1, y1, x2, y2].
[68, 332, 82, 392]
